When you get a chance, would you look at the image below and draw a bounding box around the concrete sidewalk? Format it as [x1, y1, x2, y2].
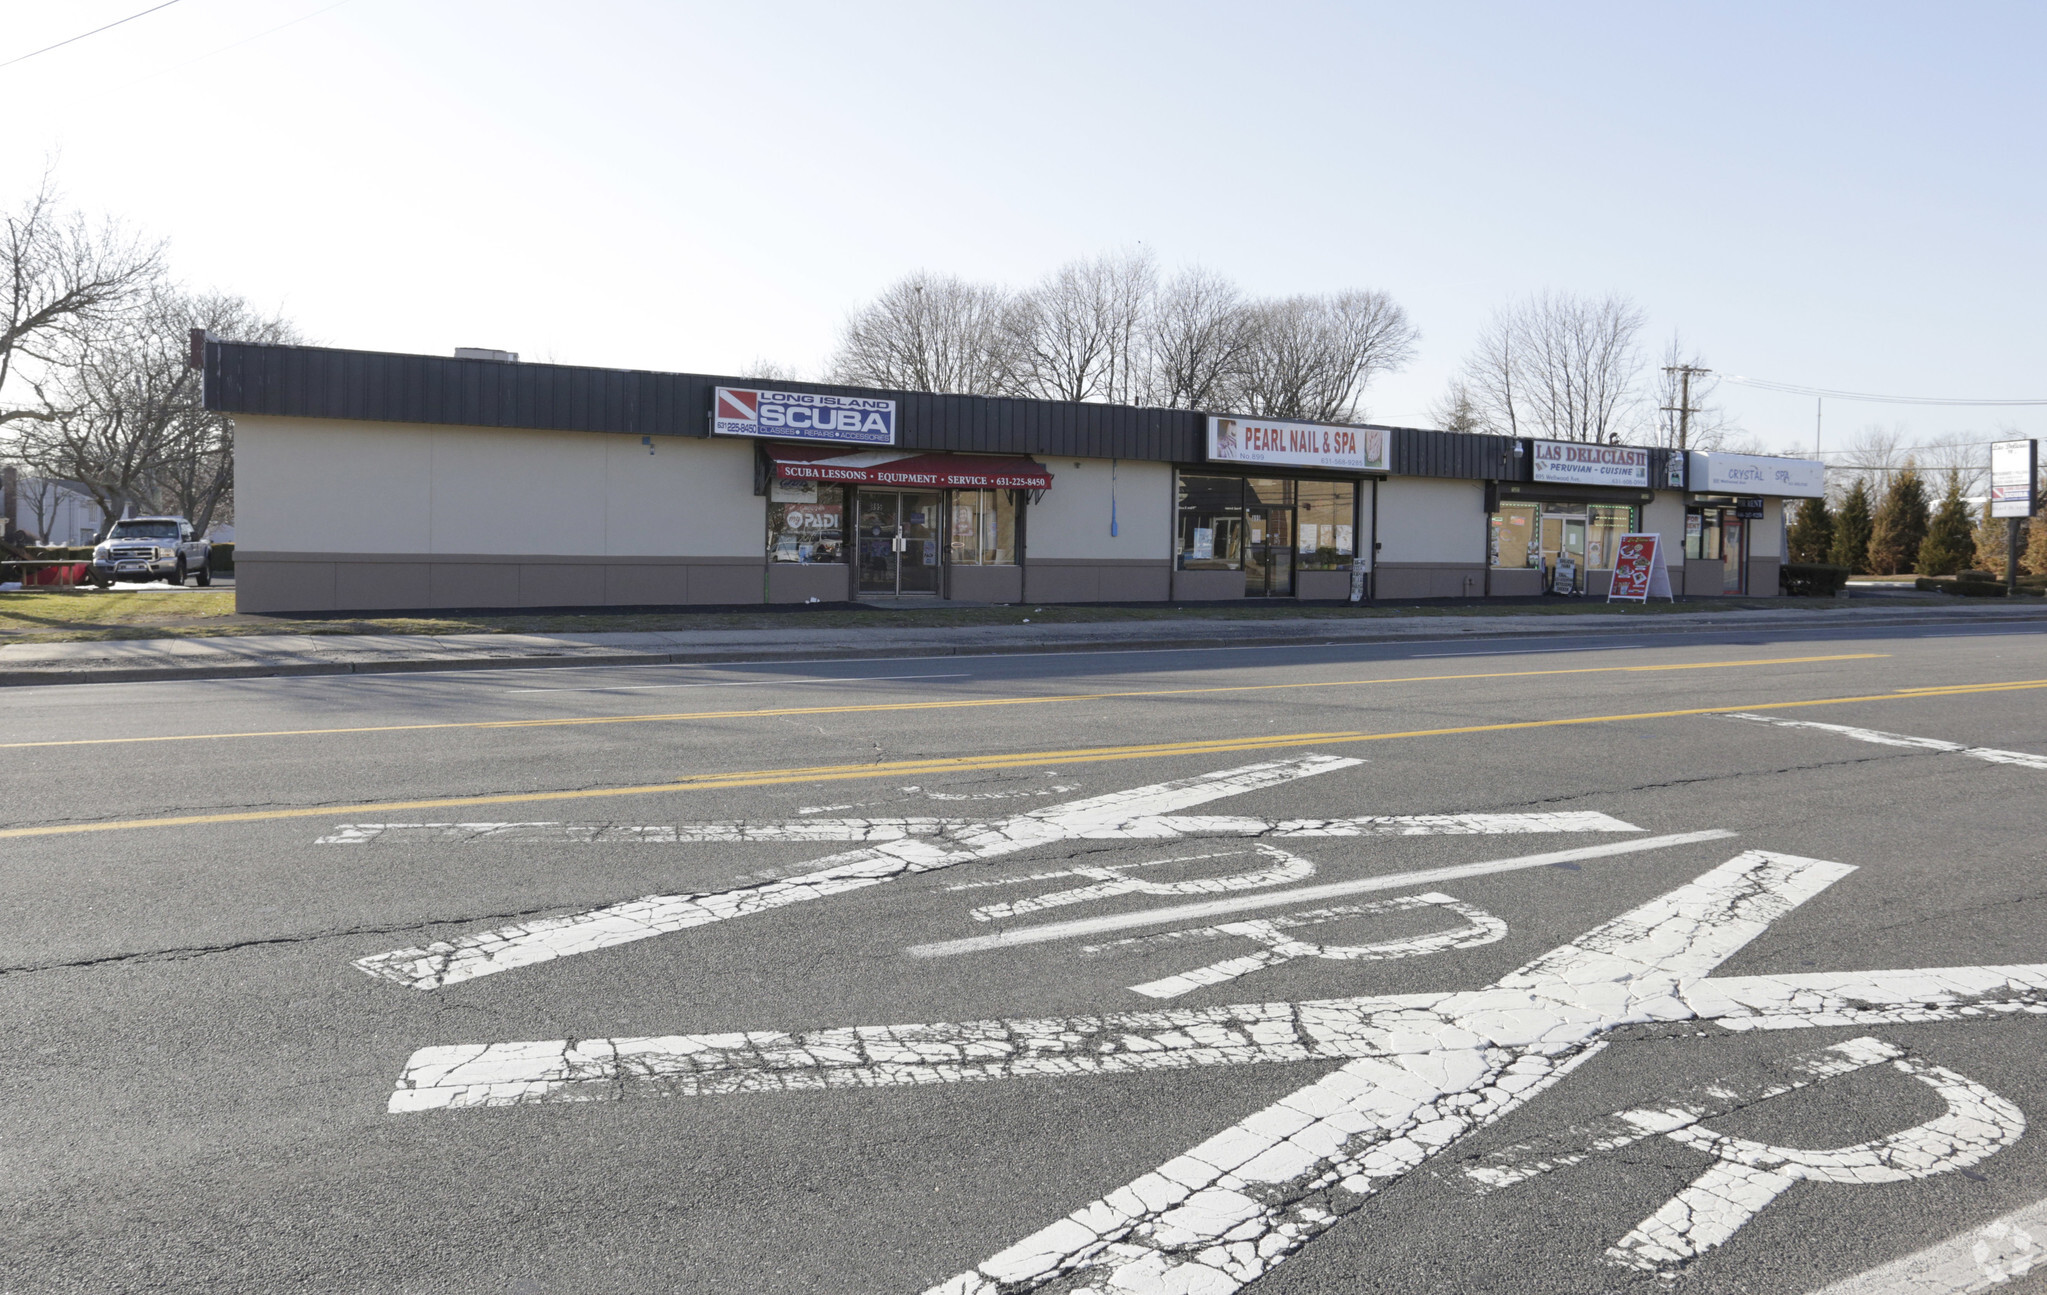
[3, 601, 2044, 686]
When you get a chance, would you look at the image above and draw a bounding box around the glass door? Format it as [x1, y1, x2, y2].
[1245, 507, 1294, 596]
[898, 492, 941, 594]
[1722, 516, 1746, 593]
[857, 493, 899, 594]
[855, 492, 944, 595]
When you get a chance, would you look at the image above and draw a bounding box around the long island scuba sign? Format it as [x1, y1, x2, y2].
[713, 386, 897, 446]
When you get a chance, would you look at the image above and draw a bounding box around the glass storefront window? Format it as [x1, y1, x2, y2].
[948, 488, 1017, 565]
[1685, 508, 1722, 560]
[1178, 473, 1245, 570]
[766, 482, 845, 564]
[1489, 503, 1540, 568]
[1585, 504, 1635, 570]
[1293, 480, 1357, 571]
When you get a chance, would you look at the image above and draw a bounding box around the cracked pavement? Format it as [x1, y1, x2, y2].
[4, 619, 2047, 1294]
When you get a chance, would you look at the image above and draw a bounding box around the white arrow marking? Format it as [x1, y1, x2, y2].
[1727, 713, 2047, 770]
[1118, 893, 1508, 999]
[1807, 1194, 2047, 1294]
[391, 849, 1965, 1295]
[906, 830, 1735, 957]
[351, 755, 1363, 990]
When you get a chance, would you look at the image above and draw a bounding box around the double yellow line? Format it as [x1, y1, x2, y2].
[0, 653, 1886, 751]
[2, 673, 2039, 842]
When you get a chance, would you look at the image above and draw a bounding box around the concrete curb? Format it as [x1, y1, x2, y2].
[4, 608, 2044, 687]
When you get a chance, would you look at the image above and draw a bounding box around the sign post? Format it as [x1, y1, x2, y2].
[1606, 533, 1673, 603]
[1990, 440, 2038, 593]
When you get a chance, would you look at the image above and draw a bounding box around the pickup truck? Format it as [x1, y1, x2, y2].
[90, 516, 214, 586]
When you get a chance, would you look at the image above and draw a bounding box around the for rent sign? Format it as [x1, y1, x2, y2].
[1208, 417, 1388, 473]
[1531, 441, 1650, 488]
[712, 387, 896, 445]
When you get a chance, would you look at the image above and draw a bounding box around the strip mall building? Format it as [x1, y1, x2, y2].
[201, 341, 1825, 614]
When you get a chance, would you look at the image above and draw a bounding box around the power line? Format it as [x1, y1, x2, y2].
[1725, 375, 2047, 407]
[0, 1, 184, 72]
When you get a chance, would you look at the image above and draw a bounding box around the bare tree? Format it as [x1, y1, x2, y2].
[1144, 267, 1250, 410]
[827, 271, 1008, 394]
[1228, 290, 1419, 424]
[998, 249, 1157, 404]
[1652, 333, 1738, 450]
[739, 357, 804, 383]
[1917, 429, 1993, 498]
[0, 169, 161, 428]
[1427, 378, 1484, 433]
[1460, 291, 1647, 441]
[13, 285, 296, 539]
[1834, 423, 1911, 501]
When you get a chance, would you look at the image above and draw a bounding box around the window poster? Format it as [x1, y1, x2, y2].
[1298, 523, 1319, 552]
[1334, 524, 1354, 554]
[1192, 527, 1214, 560]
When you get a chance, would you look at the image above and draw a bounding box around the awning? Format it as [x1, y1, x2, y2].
[766, 444, 1053, 490]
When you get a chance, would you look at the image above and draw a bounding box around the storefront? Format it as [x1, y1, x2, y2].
[1173, 416, 1381, 600]
[206, 339, 1829, 614]
[1488, 442, 1656, 596]
[759, 443, 1049, 602]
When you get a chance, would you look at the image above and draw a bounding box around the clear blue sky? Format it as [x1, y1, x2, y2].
[3, 1, 2041, 454]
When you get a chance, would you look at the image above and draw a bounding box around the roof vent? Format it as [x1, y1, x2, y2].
[454, 347, 518, 362]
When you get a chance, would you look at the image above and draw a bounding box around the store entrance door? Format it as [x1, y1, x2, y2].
[1722, 517, 1746, 594]
[1245, 506, 1294, 596]
[1541, 514, 1589, 593]
[856, 491, 943, 596]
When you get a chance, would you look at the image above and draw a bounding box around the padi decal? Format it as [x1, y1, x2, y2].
[712, 386, 896, 445]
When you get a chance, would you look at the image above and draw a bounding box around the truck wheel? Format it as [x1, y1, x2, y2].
[167, 560, 186, 587]
[196, 561, 212, 587]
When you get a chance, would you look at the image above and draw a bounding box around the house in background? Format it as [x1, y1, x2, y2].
[1, 467, 106, 544]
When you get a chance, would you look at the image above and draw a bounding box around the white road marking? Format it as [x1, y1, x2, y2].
[501, 671, 969, 694]
[394, 849, 2017, 1295]
[1728, 713, 2047, 770]
[319, 820, 962, 845]
[321, 808, 1627, 848]
[351, 754, 1364, 990]
[1117, 893, 1507, 999]
[905, 829, 1736, 957]
[1608, 1044, 2022, 1275]
[967, 844, 1317, 922]
[1463, 1036, 2026, 1276]
[1808, 1194, 2047, 1294]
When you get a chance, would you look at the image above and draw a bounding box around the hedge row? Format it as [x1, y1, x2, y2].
[1779, 563, 1851, 597]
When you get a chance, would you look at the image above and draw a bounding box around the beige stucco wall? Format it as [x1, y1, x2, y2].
[1025, 457, 1173, 560]
[1751, 498, 1784, 557]
[235, 416, 761, 557]
[1376, 477, 1486, 564]
[1643, 491, 1690, 570]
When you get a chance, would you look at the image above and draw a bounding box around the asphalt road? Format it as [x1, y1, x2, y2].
[5, 619, 2047, 1294]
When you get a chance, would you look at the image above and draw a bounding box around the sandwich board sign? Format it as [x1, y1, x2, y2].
[1607, 533, 1673, 602]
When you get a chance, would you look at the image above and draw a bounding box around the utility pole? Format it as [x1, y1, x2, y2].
[1660, 364, 1711, 451]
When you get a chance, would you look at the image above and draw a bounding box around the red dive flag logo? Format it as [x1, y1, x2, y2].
[717, 389, 759, 421]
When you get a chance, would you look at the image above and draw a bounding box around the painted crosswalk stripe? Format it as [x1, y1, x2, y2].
[1727, 713, 2047, 770]
[393, 849, 2040, 1295]
[1806, 1194, 2047, 1294]
[351, 754, 1365, 990]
